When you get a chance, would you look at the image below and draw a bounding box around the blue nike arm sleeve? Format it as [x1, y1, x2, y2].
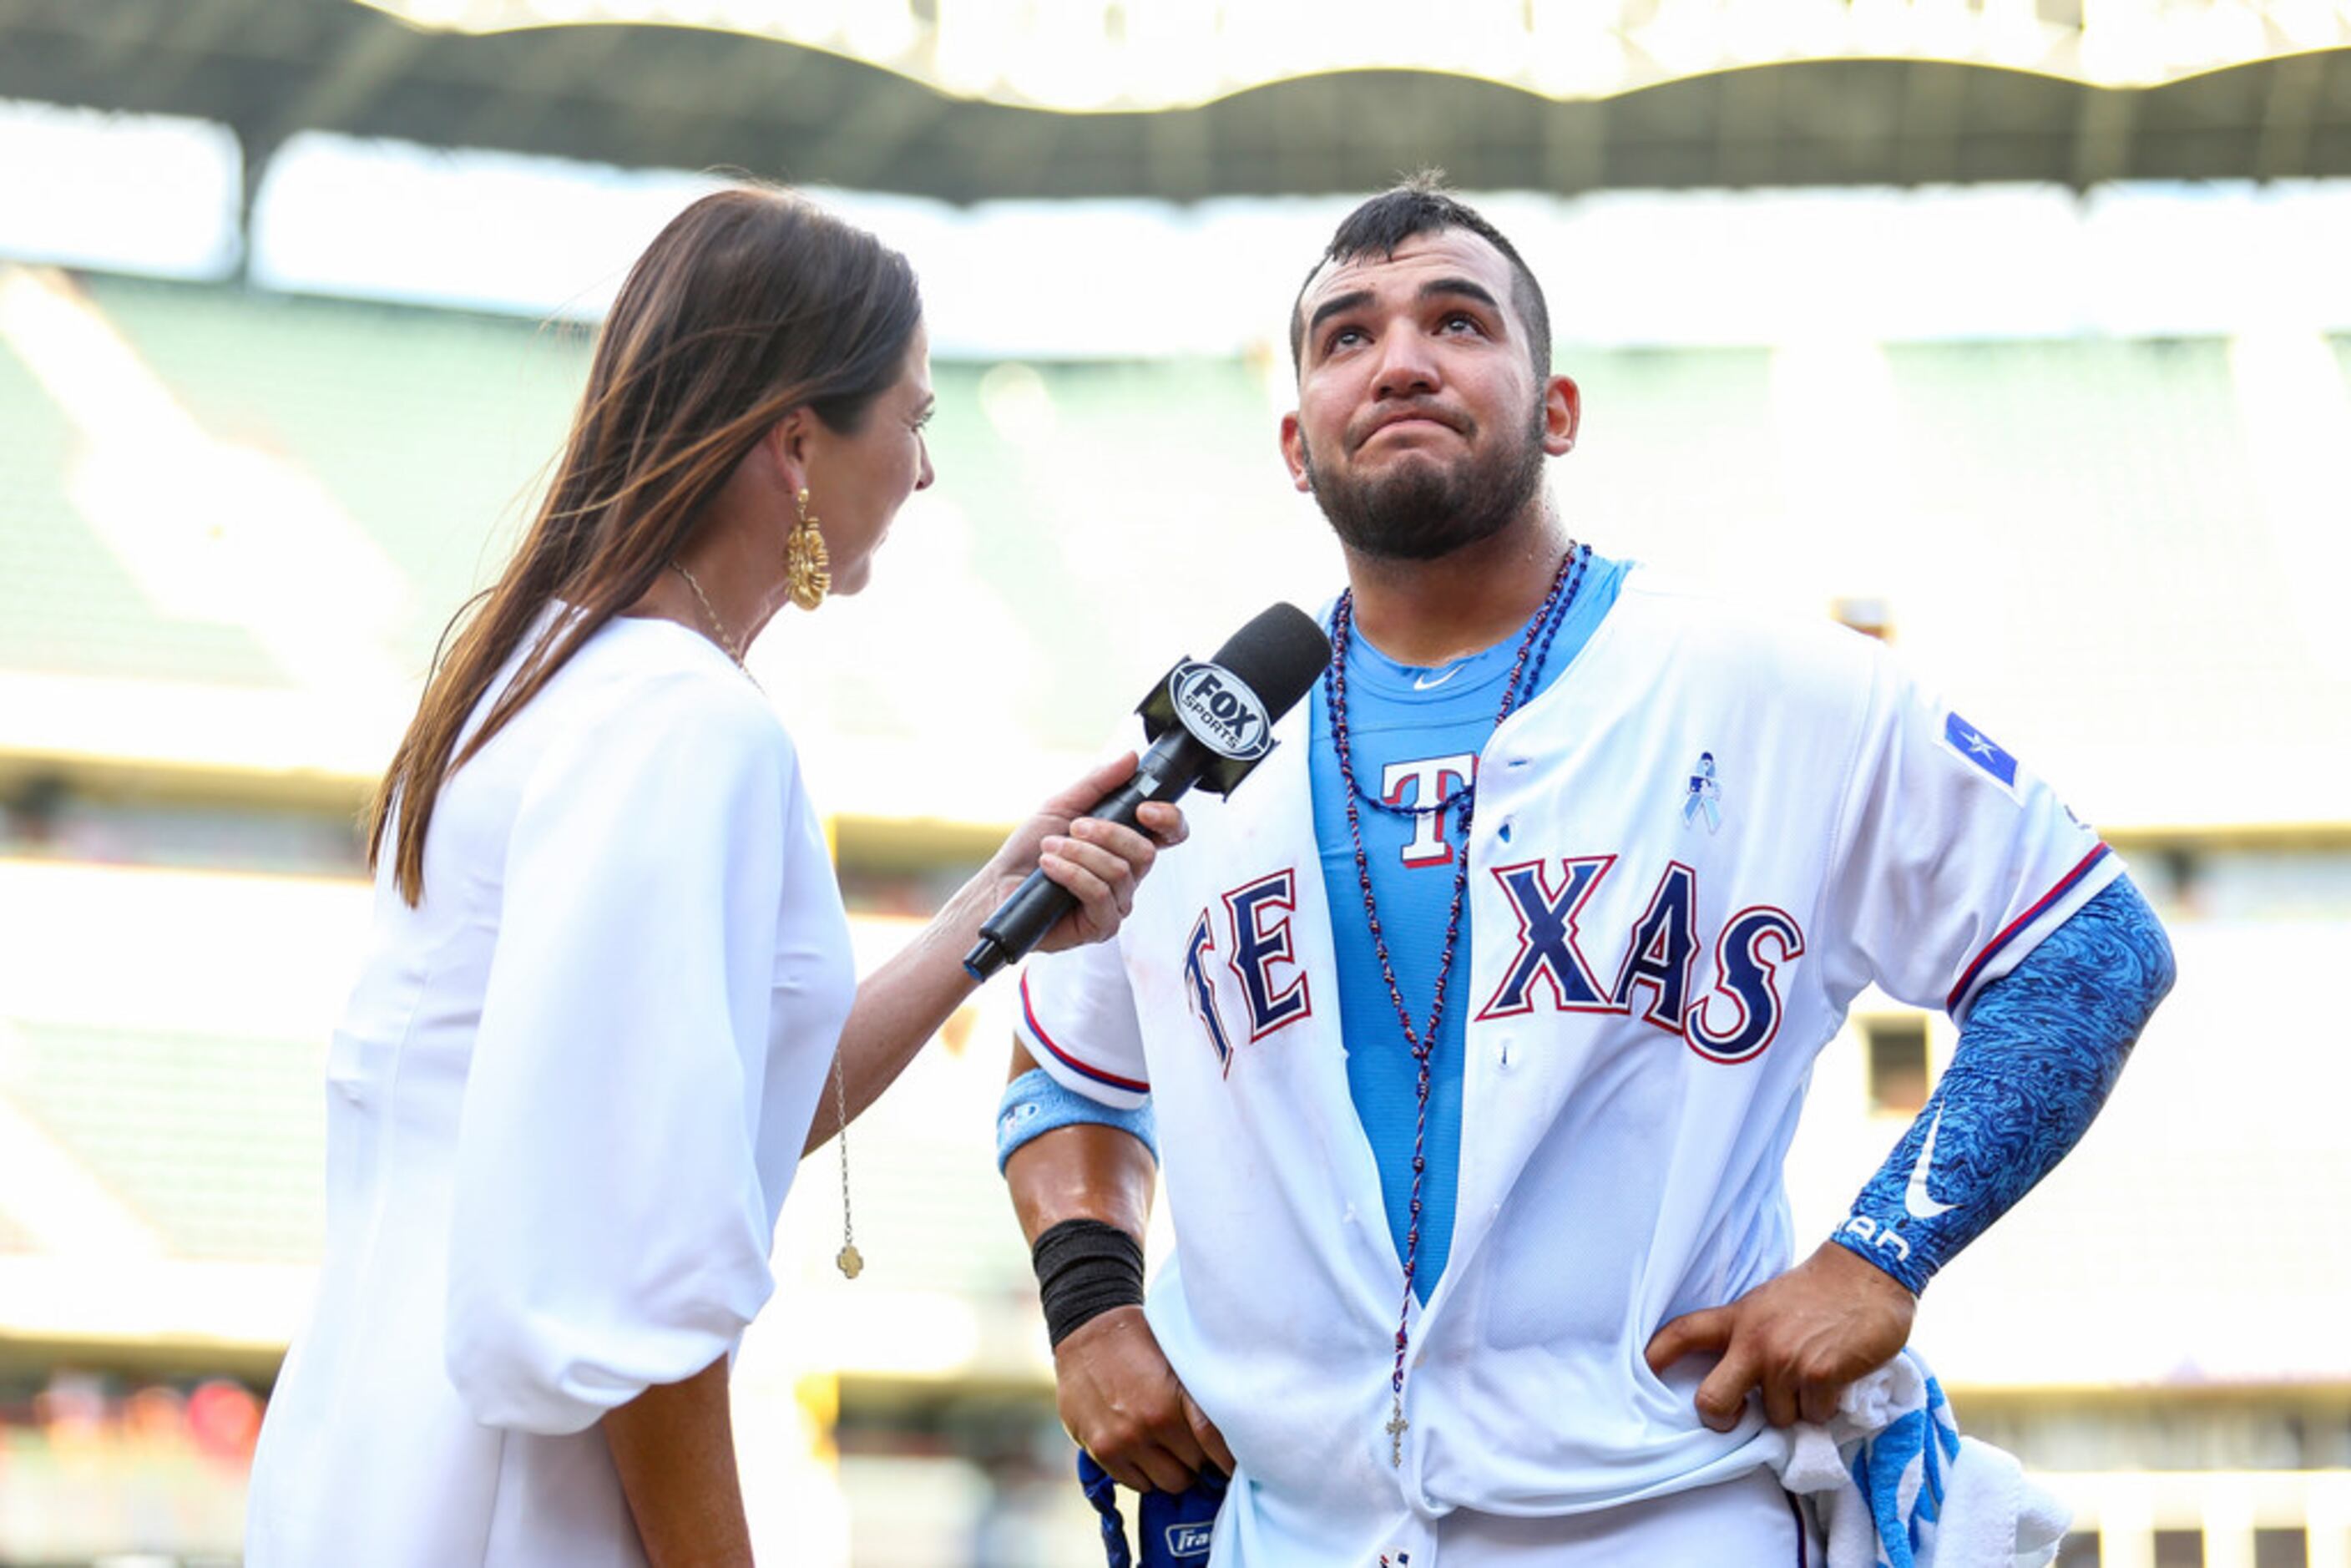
[1832, 874, 2177, 1294]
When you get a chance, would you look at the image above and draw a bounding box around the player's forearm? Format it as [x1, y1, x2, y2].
[602, 1354, 753, 1567]
[1835, 875, 2176, 1292]
[1003, 1045, 1156, 1244]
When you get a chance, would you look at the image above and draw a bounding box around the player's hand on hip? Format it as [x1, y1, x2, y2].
[987, 751, 1191, 954]
[1052, 1303, 1233, 1493]
[1642, 1241, 1916, 1431]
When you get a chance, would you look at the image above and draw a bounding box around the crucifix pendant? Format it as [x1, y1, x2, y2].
[837, 1243, 863, 1279]
[1386, 1397, 1408, 1467]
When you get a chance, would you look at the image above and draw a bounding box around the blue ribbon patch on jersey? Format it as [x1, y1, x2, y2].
[1942, 713, 2017, 788]
[1682, 751, 1722, 833]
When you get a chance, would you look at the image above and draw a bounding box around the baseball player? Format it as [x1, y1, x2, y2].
[996, 180, 2174, 1563]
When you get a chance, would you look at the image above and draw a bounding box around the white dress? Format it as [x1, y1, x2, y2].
[245, 612, 856, 1566]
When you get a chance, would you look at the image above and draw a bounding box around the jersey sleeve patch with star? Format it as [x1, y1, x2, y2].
[1834, 875, 2176, 1293]
[1823, 649, 2122, 1022]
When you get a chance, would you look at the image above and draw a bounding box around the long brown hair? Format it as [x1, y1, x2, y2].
[368, 186, 922, 904]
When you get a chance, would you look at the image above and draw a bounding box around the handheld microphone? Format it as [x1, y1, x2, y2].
[963, 603, 1333, 982]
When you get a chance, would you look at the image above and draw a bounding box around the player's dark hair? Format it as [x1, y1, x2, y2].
[1288, 173, 1552, 379]
[369, 185, 922, 906]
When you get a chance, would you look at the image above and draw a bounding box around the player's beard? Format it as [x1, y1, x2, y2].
[1300, 402, 1547, 562]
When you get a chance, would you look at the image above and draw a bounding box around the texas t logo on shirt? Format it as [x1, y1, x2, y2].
[1382, 753, 1478, 867]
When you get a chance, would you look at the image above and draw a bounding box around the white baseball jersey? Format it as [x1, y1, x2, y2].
[1018, 566, 2116, 1565]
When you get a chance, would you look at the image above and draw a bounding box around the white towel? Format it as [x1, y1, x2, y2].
[1767, 1349, 2071, 1568]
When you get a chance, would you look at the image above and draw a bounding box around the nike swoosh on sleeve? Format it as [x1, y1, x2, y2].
[1904, 1108, 1959, 1220]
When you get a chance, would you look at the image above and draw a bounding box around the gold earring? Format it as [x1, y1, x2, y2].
[785, 486, 831, 610]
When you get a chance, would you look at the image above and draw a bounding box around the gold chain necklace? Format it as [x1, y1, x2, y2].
[666, 559, 862, 1279]
[670, 561, 748, 668]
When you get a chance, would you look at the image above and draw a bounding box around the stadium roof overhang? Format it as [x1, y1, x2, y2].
[1, 0, 2347, 201]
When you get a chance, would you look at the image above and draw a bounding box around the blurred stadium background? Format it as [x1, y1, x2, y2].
[2, 0, 2349, 1563]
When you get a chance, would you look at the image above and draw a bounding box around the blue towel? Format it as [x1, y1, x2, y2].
[1075, 1451, 1227, 1566]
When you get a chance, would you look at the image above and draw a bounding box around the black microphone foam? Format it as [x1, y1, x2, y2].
[962, 603, 1333, 983]
[1205, 602, 1336, 729]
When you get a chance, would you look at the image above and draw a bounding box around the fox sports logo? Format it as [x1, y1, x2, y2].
[1170, 661, 1274, 761]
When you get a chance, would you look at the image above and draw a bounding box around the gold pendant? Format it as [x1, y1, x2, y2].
[836, 1243, 863, 1279]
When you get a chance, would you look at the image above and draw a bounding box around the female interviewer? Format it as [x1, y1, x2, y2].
[243, 188, 1180, 1566]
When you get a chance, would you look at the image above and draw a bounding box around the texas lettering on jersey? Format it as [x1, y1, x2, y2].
[1181, 855, 1808, 1065]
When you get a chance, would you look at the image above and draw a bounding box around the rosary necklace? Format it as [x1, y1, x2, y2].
[1324, 541, 1589, 1466]
[670, 560, 862, 1280]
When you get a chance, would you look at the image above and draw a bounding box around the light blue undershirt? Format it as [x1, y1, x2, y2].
[1309, 551, 1628, 1301]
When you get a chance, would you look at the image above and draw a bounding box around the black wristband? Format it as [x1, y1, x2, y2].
[1032, 1218, 1146, 1349]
